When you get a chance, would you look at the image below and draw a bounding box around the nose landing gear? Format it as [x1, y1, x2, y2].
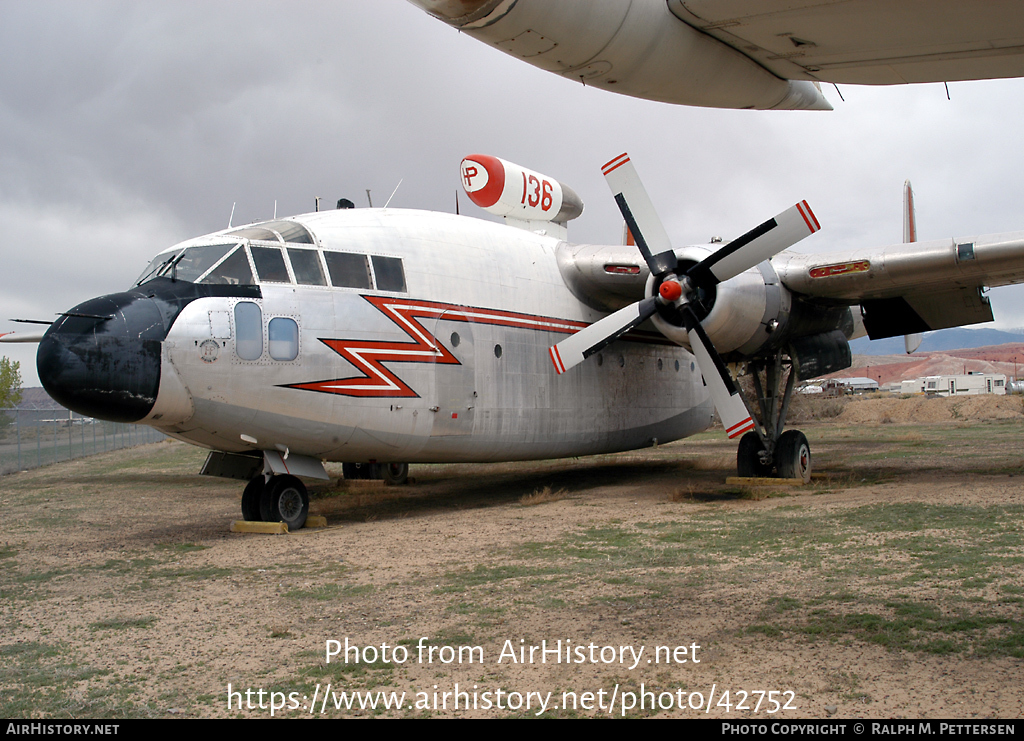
[240, 474, 309, 530]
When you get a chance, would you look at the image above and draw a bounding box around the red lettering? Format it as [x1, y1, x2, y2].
[528, 174, 540, 207]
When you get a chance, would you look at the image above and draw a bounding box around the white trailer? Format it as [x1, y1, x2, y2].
[900, 373, 1007, 396]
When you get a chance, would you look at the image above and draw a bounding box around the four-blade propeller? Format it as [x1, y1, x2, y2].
[550, 153, 820, 439]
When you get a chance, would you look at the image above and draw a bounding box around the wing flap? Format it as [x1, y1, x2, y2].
[860, 287, 994, 340]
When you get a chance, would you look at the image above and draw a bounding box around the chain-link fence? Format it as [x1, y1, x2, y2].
[0, 407, 165, 475]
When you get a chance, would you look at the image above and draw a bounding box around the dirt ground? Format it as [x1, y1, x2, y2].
[1, 395, 1023, 719]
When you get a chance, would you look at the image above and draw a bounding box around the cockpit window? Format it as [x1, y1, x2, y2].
[135, 249, 183, 286]
[287, 248, 327, 286]
[268, 221, 314, 244]
[227, 220, 315, 245]
[168, 243, 237, 284]
[228, 226, 279, 242]
[198, 246, 255, 286]
[250, 245, 291, 283]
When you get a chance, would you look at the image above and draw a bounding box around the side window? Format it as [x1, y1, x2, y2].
[250, 245, 291, 283]
[235, 302, 263, 360]
[371, 255, 407, 292]
[287, 248, 326, 286]
[324, 252, 372, 289]
[268, 318, 299, 361]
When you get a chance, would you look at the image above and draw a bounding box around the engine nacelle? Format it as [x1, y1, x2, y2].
[461, 154, 583, 224]
[647, 247, 856, 369]
[648, 246, 792, 357]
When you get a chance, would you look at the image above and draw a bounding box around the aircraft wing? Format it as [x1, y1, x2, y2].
[411, 0, 1024, 110]
[773, 232, 1024, 339]
[669, 0, 1024, 86]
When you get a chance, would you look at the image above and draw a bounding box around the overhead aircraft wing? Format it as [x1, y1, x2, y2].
[668, 0, 1024, 86]
[773, 232, 1024, 339]
[411, 0, 1024, 110]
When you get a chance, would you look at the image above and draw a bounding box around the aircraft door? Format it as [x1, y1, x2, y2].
[431, 313, 475, 436]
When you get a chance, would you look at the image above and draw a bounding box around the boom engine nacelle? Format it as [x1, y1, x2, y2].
[648, 246, 854, 374]
[648, 246, 791, 357]
[461, 154, 583, 224]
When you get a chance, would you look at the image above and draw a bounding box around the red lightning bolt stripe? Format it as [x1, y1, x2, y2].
[286, 296, 589, 398]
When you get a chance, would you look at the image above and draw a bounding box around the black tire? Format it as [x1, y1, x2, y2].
[736, 431, 772, 478]
[241, 476, 264, 522]
[377, 462, 409, 486]
[259, 475, 309, 530]
[776, 429, 811, 483]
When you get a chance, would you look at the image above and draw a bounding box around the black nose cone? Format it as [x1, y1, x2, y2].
[37, 293, 164, 423]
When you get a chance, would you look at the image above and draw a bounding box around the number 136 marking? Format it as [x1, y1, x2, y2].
[521, 172, 554, 211]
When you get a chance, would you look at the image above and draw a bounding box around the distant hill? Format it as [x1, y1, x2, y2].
[850, 328, 1024, 355]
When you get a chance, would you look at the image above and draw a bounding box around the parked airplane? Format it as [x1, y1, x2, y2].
[409, 0, 1024, 110]
[6, 153, 1024, 530]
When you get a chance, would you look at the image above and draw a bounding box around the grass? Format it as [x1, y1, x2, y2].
[519, 486, 569, 506]
[2, 417, 1024, 716]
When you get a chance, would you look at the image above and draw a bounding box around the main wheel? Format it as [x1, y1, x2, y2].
[776, 429, 811, 483]
[376, 462, 409, 486]
[241, 476, 265, 522]
[737, 431, 772, 478]
[259, 475, 309, 530]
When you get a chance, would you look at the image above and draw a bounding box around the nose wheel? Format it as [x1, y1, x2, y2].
[240, 474, 309, 530]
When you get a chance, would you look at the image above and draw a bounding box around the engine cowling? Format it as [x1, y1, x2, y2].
[646, 246, 791, 357]
[648, 247, 854, 374]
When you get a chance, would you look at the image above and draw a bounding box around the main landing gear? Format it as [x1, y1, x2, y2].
[241, 474, 309, 530]
[734, 353, 812, 483]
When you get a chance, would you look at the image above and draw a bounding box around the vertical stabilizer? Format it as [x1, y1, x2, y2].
[903, 180, 924, 354]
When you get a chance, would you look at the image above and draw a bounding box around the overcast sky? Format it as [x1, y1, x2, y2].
[4, 1, 1024, 386]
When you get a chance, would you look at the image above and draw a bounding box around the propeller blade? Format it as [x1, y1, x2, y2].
[688, 201, 819, 287]
[602, 153, 677, 276]
[682, 306, 755, 439]
[0, 329, 47, 343]
[550, 297, 658, 375]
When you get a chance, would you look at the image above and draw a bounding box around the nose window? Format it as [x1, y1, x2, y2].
[268, 317, 299, 361]
[234, 302, 263, 360]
